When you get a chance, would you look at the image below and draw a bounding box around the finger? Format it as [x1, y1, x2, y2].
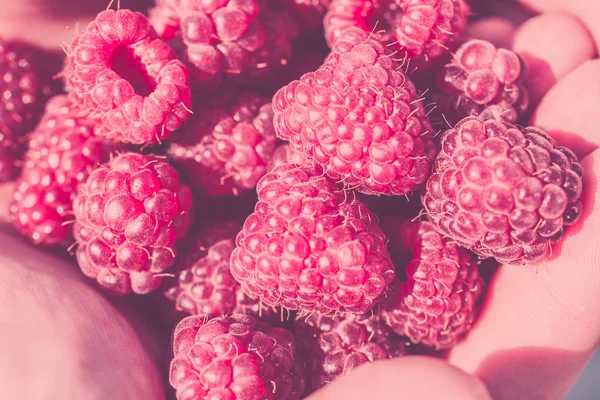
[531, 59, 600, 159]
[449, 149, 600, 400]
[512, 12, 596, 104]
[0, 232, 166, 399]
[466, 17, 517, 49]
[308, 356, 492, 400]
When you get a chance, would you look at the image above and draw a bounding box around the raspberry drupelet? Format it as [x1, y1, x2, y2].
[294, 313, 406, 392]
[73, 152, 193, 295]
[381, 221, 484, 349]
[10, 96, 109, 246]
[167, 92, 277, 197]
[165, 221, 278, 320]
[149, 0, 299, 83]
[169, 314, 306, 400]
[324, 0, 469, 71]
[230, 163, 396, 315]
[65, 9, 192, 144]
[423, 117, 584, 264]
[272, 27, 436, 196]
[437, 39, 529, 124]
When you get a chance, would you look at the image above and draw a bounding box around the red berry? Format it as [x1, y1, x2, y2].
[73, 152, 193, 295]
[324, 0, 469, 70]
[437, 39, 529, 123]
[231, 163, 395, 315]
[294, 313, 406, 392]
[65, 9, 192, 144]
[168, 92, 277, 196]
[381, 221, 484, 349]
[423, 117, 584, 264]
[149, 0, 299, 83]
[169, 314, 306, 400]
[272, 26, 436, 196]
[267, 144, 311, 173]
[10, 96, 110, 245]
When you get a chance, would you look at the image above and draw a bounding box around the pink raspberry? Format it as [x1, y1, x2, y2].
[423, 117, 584, 264]
[167, 92, 277, 196]
[294, 313, 406, 392]
[73, 152, 193, 295]
[10, 96, 110, 246]
[272, 27, 436, 196]
[0, 41, 54, 181]
[65, 9, 192, 144]
[169, 314, 306, 400]
[324, 0, 469, 70]
[381, 221, 484, 349]
[437, 39, 530, 124]
[149, 0, 299, 83]
[267, 143, 311, 172]
[230, 163, 395, 315]
[165, 221, 279, 321]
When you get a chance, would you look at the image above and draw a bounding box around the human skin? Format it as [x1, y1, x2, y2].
[0, 1, 598, 399]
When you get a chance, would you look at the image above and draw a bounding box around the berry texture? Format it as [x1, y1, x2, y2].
[66, 9, 192, 144]
[437, 39, 529, 124]
[0, 41, 52, 181]
[423, 117, 584, 264]
[168, 92, 277, 196]
[272, 27, 436, 196]
[10, 96, 109, 246]
[294, 313, 406, 392]
[169, 314, 306, 400]
[230, 164, 395, 315]
[73, 152, 193, 295]
[267, 144, 311, 173]
[324, 0, 469, 70]
[149, 0, 299, 83]
[381, 221, 484, 349]
[165, 221, 278, 320]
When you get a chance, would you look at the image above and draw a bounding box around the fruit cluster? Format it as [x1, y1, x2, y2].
[2, 1, 585, 399]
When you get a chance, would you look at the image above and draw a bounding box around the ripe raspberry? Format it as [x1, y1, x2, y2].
[324, 0, 469, 70]
[267, 144, 311, 172]
[167, 92, 277, 196]
[65, 9, 192, 144]
[423, 117, 584, 264]
[10, 96, 110, 246]
[294, 313, 406, 391]
[437, 39, 529, 124]
[165, 221, 279, 321]
[381, 221, 484, 349]
[149, 0, 299, 83]
[0, 41, 53, 181]
[230, 163, 395, 315]
[272, 27, 436, 196]
[73, 152, 193, 295]
[169, 314, 306, 400]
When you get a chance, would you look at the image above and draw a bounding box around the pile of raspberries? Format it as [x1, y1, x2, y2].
[2, 1, 585, 399]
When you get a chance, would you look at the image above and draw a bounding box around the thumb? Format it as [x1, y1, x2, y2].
[308, 356, 492, 400]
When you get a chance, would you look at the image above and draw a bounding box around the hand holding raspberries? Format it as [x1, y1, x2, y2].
[0, 0, 599, 399]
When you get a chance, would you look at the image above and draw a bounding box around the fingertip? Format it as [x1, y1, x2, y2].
[467, 17, 517, 49]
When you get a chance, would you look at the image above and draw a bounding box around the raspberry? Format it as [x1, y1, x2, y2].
[73, 152, 193, 295]
[165, 221, 278, 321]
[294, 313, 406, 391]
[324, 0, 469, 70]
[169, 314, 306, 400]
[381, 221, 484, 349]
[0, 41, 53, 181]
[10, 96, 110, 246]
[437, 39, 529, 124]
[65, 9, 192, 144]
[230, 163, 395, 315]
[423, 117, 584, 264]
[167, 92, 277, 196]
[267, 144, 311, 172]
[149, 0, 299, 83]
[272, 27, 436, 196]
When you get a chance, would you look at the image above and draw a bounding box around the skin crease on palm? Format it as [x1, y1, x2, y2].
[0, 1, 598, 399]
